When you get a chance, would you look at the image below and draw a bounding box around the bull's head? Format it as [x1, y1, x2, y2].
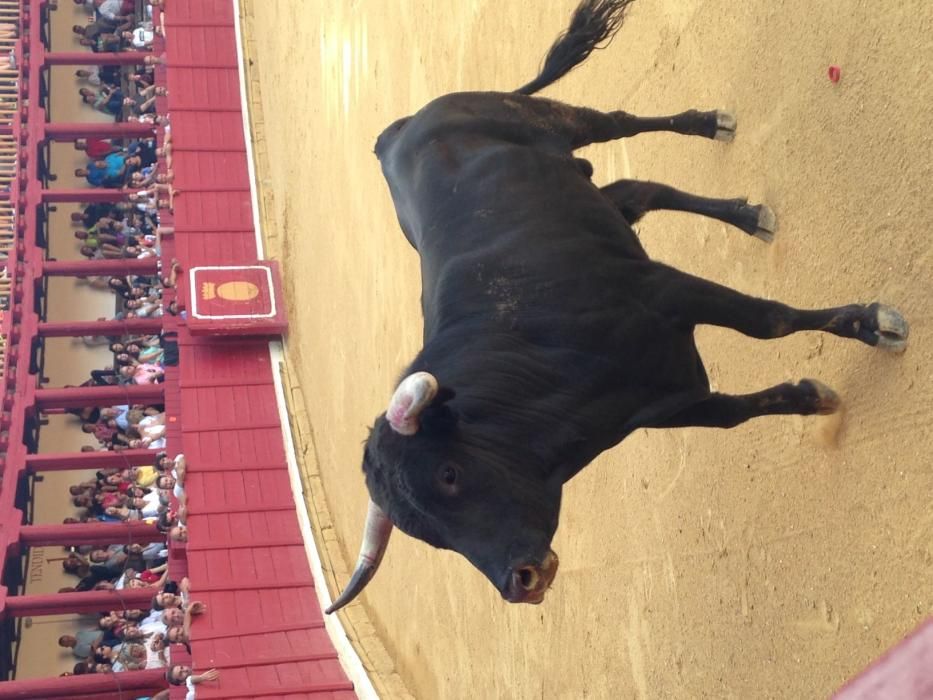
[326, 371, 562, 614]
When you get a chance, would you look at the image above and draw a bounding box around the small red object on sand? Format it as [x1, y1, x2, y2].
[828, 65, 841, 83]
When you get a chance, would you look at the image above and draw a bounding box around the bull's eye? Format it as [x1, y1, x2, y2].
[437, 464, 460, 494]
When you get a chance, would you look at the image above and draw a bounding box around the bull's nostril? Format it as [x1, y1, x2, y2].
[517, 567, 539, 591]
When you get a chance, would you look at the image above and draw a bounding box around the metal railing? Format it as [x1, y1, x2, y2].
[0, 3, 21, 34]
[0, 136, 18, 187]
[0, 194, 15, 261]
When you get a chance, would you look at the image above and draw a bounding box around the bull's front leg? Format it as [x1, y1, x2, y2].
[648, 380, 842, 428]
[652, 267, 909, 351]
[599, 179, 777, 242]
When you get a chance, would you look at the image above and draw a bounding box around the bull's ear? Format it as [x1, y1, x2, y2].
[421, 386, 458, 434]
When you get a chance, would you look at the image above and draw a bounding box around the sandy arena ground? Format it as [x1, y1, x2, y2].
[240, 1, 932, 698]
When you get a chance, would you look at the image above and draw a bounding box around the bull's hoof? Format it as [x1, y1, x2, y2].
[800, 379, 841, 415]
[871, 304, 909, 353]
[752, 204, 777, 243]
[714, 111, 737, 142]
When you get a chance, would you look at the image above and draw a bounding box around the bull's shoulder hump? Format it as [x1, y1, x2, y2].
[377, 91, 551, 160]
[375, 116, 413, 160]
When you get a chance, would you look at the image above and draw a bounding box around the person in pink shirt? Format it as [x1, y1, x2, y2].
[119, 362, 163, 384]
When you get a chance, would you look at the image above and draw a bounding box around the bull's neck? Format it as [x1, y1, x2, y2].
[409, 328, 595, 484]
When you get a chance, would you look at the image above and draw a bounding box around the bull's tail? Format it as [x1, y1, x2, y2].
[515, 0, 635, 96]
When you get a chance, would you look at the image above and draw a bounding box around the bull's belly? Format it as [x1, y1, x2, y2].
[428, 297, 711, 426]
[531, 309, 709, 392]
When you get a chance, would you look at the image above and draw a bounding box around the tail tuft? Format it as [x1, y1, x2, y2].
[515, 0, 635, 96]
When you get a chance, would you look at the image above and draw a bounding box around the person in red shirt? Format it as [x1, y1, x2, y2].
[76, 138, 116, 159]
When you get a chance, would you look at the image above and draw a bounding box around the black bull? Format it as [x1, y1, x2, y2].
[326, 0, 908, 614]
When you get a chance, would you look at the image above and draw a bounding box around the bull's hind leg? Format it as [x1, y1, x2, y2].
[655, 269, 909, 351]
[497, 94, 735, 147]
[600, 179, 777, 242]
[589, 108, 737, 144]
[650, 380, 841, 428]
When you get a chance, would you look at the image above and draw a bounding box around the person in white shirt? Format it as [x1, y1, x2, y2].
[78, 0, 132, 23]
[125, 24, 155, 48]
[145, 632, 167, 669]
[139, 608, 167, 637]
[172, 454, 187, 497]
[167, 665, 220, 700]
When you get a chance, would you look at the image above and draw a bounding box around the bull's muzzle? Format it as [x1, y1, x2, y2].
[504, 550, 559, 604]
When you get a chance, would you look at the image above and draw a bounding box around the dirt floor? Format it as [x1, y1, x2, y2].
[242, 1, 933, 697]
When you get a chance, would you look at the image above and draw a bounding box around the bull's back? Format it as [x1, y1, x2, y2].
[376, 92, 649, 263]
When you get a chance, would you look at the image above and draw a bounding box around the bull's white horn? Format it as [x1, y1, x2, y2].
[386, 371, 438, 435]
[325, 500, 394, 615]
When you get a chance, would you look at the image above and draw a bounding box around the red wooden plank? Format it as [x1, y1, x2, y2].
[169, 105, 245, 112]
[179, 376, 272, 389]
[185, 537, 305, 551]
[192, 621, 324, 641]
[167, 0, 234, 23]
[204, 652, 339, 670]
[185, 461, 288, 472]
[197, 631, 339, 669]
[170, 27, 238, 64]
[167, 68, 242, 111]
[180, 420, 283, 433]
[181, 429, 288, 467]
[169, 111, 247, 148]
[191, 580, 314, 593]
[175, 152, 252, 189]
[181, 426, 287, 454]
[188, 469, 293, 499]
[172, 145, 248, 153]
[165, 21, 235, 28]
[187, 502, 297, 515]
[172, 194, 254, 238]
[170, 61, 240, 70]
[171, 224, 254, 233]
[195, 682, 354, 699]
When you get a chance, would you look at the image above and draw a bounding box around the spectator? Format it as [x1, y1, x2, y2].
[181, 601, 206, 640]
[120, 361, 164, 385]
[167, 665, 220, 699]
[77, 0, 135, 26]
[161, 606, 184, 628]
[169, 524, 187, 543]
[110, 641, 148, 671]
[165, 626, 190, 655]
[146, 632, 167, 669]
[58, 630, 103, 659]
[80, 86, 125, 117]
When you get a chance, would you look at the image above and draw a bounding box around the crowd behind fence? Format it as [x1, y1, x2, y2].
[0, 0, 18, 264]
[0, 0, 16, 345]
